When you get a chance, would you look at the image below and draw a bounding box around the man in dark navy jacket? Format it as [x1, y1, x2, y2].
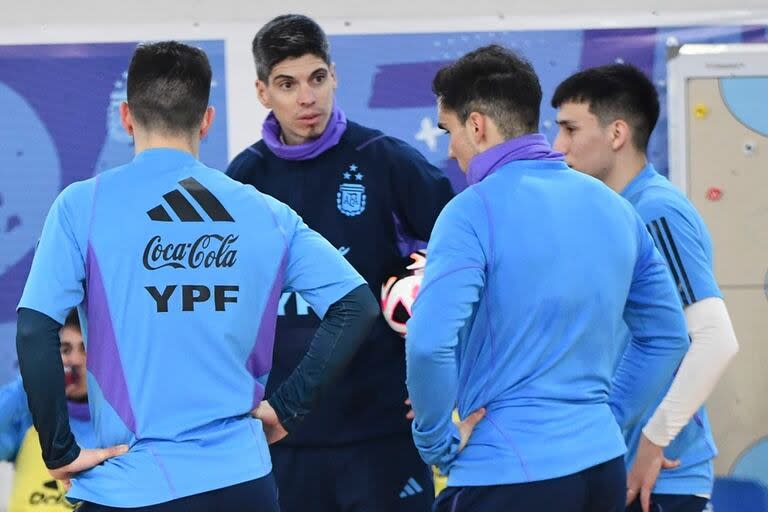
[228, 14, 454, 512]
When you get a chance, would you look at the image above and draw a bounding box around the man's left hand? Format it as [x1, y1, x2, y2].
[49, 445, 129, 488]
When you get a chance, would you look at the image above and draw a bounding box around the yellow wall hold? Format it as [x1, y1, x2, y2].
[694, 103, 709, 119]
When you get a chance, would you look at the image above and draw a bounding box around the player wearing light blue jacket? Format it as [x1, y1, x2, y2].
[16, 42, 377, 511]
[406, 46, 689, 512]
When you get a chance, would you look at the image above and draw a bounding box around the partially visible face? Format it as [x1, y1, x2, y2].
[257, 54, 337, 145]
[437, 103, 478, 173]
[60, 325, 87, 401]
[554, 101, 616, 182]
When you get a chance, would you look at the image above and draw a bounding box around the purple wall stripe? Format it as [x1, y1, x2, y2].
[742, 26, 768, 42]
[85, 244, 137, 434]
[580, 28, 657, 79]
[368, 61, 451, 109]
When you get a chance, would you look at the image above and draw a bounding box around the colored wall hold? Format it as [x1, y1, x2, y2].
[706, 187, 724, 201]
[743, 140, 758, 156]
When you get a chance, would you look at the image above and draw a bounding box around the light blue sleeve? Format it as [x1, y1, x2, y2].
[269, 197, 366, 318]
[405, 190, 487, 473]
[638, 199, 721, 308]
[0, 376, 33, 461]
[18, 182, 92, 323]
[609, 211, 690, 430]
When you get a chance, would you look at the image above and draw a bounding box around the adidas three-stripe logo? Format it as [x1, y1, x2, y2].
[646, 216, 695, 306]
[147, 177, 234, 222]
[399, 477, 424, 498]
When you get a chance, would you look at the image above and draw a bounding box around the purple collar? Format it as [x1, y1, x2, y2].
[262, 104, 348, 161]
[67, 400, 90, 422]
[467, 133, 564, 186]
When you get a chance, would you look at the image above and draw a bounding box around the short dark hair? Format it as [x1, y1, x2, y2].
[551, 64, 660, 152]
[252, 14, 331, 82]
[63, 309, 80, 331]
[432, 44, 541, 139]
[126, 41, 212, 135]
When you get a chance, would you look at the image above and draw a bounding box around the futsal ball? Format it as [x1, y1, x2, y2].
[381, 250, 427, 337]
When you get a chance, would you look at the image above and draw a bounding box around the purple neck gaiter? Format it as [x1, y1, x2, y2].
[466, 133, 563, 186]
[262, 103, 348, 161]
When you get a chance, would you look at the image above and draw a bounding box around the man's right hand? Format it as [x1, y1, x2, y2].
[405, 398, 415, 420]
[457, 408, 486, 452]
[252, 401, 288, 445]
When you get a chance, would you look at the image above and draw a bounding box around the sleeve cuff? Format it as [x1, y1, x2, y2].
[267, 396, 300, 433]
[412, 422, 462, 475]
[642, 410, 673, 448]
[45, 438, 80, 470]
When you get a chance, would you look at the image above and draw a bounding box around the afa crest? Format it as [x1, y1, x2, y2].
[337, 183, 367, 216]
[337, 164, 367, 216]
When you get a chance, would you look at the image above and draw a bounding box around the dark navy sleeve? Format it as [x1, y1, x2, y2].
[386, 139, 454, 241]
[16, 308, 80, 469]
[268, 284, 379, 431]
[16, 183, 89, 469]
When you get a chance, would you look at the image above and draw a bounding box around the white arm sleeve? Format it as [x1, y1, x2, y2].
[642, 297, 739, 447]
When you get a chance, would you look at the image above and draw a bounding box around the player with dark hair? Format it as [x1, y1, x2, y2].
[16, 40, 378, 511]
[553, 63, 739, 512]
[228, 14, 454, 512]
[405, 45, 690, 512]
